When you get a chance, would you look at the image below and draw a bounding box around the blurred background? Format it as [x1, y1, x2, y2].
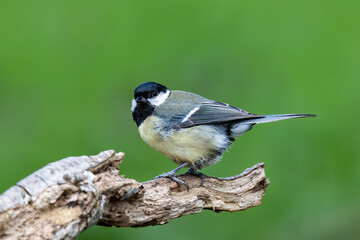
[1, 0, 359, 239]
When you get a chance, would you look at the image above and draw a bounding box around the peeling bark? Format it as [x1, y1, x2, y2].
[0, 150, 269, 239]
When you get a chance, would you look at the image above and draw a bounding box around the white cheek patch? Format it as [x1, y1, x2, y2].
[131, 99, 137, 112]
[148, 90, 171, 106]
[181, 106, 200, 123]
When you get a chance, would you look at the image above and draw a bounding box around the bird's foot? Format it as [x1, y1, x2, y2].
[185, 168, 206, 186]
[154, 172, 189, 191]
[153, 163, 190, 190]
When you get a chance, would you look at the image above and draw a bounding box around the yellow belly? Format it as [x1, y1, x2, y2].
[138, 116, 228, 166]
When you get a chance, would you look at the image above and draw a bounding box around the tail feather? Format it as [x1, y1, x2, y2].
[240, 114, 317, 124]
[230, 114, 316, 137]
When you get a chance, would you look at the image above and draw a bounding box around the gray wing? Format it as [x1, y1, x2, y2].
[173, 101, 263, 128]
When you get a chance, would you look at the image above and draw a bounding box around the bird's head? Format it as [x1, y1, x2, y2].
[131, 82, 171, 126]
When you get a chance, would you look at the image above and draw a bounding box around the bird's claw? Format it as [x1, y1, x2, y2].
[185, 168, 206, 186]
[169, 176, 189, 191]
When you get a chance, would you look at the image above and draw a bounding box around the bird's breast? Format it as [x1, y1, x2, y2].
[138, 116, 230, 167]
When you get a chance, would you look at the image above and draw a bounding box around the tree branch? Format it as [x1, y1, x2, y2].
[0, 150, 269, 239]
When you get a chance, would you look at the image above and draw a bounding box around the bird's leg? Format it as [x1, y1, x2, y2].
[185, 167, 206, 186]
[153, 163, 190, 190]
[154, 163, 189, 178]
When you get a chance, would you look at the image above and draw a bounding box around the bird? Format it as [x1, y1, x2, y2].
[131, 82, 316, 189]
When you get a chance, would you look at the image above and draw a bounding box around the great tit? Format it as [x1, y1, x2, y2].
[131, 82, 316, 189]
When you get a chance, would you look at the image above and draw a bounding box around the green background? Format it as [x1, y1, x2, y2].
[1, 1, 359, 239]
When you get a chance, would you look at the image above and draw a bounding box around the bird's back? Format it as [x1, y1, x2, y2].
[154, 90, 209, 119]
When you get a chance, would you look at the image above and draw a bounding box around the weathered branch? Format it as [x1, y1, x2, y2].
[0, 150, 269, 239]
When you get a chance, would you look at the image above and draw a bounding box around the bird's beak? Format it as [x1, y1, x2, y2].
[136, 96, 146, 103]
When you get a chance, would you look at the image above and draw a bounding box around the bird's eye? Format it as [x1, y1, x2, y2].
[151, 91, 157, 97]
